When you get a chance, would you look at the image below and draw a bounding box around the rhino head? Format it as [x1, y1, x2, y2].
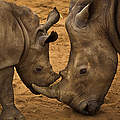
[16, 8, 60, 94]
[32, 0, 119, 115]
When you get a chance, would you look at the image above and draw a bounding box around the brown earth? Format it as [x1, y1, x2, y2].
[0, 0, 120, 120]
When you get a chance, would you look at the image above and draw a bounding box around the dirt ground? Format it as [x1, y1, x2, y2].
[0, 0, 120, 120]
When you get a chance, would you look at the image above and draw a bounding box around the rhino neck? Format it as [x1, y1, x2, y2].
[116, 0, 120, 42]
[88, 0, 120, 53]
[16, 18, 30, 65]
[68, 0, 120, 53]
[106, 0, 120, 53]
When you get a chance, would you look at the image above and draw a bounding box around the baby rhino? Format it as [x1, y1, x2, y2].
[0, 1, 60, 120]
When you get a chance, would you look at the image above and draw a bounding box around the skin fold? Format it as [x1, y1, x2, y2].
[32, 0, 120, 115]
[0, 1, 60, 120]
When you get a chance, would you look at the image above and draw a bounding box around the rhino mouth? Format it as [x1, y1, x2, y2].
[70, 99, 104, 115]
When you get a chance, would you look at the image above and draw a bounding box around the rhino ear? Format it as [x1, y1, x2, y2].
[43, 7, 60, 31]
[75, 2, 92, 28]
[36, 31, 58, 46]
[44, 31, 58, 44]
[69, 0, 77, 12]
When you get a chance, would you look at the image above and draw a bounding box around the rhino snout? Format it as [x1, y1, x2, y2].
[75, 99, 103, 115]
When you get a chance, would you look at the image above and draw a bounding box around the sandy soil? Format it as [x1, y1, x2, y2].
[0, 0, 120, 119]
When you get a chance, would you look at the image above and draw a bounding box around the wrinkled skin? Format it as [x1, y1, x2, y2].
[32, 0, 120, 115]
[0, 1, 60, 120]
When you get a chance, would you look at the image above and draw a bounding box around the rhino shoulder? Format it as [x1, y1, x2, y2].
[9, 2, 40, 40]
[0, 1, 25, 69]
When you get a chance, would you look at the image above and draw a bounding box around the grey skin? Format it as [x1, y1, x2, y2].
[32, 0, 120, 115]
[0, 1, 60, 120]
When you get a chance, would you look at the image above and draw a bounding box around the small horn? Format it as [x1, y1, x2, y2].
[32, 84, 59, 98]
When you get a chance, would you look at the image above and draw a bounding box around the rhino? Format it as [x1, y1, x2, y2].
[32, 0, 120, 115]
[0, 1, 60, 120]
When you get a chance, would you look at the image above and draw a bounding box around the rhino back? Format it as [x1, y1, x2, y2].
[0, 1, 24, 69]
[9, 1, 40, 45]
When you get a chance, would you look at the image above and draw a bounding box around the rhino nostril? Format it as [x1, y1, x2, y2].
[79, 100, 100, 115]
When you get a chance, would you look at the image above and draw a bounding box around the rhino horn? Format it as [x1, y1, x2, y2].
[32, 83, 59, 98]
[42, 7, 60, 31]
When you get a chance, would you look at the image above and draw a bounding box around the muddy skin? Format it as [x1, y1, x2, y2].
[0, 1, 60, 120]
[32, 0, 120, 115]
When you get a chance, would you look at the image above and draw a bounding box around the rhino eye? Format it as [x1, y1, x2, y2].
[35, 66, 43, 72]
[80, 68, 87, 74]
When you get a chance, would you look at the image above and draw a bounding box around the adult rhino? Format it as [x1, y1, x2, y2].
[33, 0, 120, 115]
[0, 1, 60, 120]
